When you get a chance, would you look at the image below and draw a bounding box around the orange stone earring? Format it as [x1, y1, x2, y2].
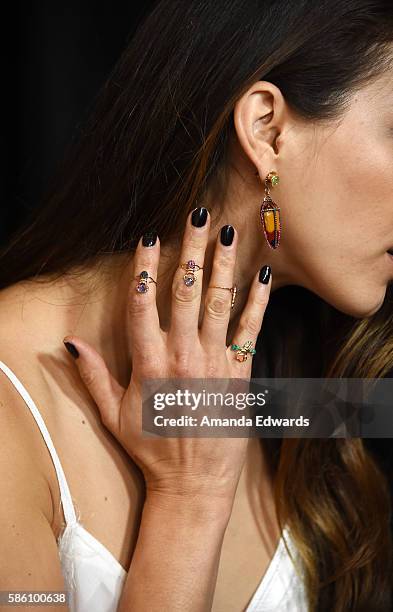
[260, 171, 281, 249]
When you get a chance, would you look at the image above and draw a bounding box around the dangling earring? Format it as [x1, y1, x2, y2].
[259, 171, 281, 249]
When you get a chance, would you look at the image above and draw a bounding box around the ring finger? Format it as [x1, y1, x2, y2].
[200, 224, 237, 348]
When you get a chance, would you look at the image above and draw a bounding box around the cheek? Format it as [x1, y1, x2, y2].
[281, 130, 393, 317]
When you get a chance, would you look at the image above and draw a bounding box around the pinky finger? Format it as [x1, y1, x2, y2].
[227, 265, 272, 366]
[63, 335, 125, 433]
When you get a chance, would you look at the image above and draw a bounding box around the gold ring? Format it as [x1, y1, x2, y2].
[135, 270, 157, 293]
[230, 340, 256, 362]
[209, 285, 237, 308]
[180, 259, 203, 287]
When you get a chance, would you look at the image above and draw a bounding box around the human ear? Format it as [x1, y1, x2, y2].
[233, 80, 287, 178]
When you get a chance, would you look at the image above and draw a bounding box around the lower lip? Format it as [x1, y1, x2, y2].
[387, 252, 393, 263]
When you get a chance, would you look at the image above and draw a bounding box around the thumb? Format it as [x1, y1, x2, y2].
[63, 336, 126, 432]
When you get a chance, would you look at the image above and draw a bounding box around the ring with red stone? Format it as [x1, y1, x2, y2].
[135, 270, 157, 293]
[180, 259, 203, 287]
[230, 340, 256, 362]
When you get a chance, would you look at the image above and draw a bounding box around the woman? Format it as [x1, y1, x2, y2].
[0, 0, 392, 610]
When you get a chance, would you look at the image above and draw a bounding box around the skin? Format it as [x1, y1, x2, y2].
[228, 70, 393, 320]
[0, 68, 392, 610]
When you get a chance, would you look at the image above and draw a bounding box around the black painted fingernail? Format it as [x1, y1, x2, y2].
[220, 225, 234, 246]
[259, 265, 271, 284]
[191, 207, 208, 227]
[64, 341, 79, 359]
[142, 231, 157, 247]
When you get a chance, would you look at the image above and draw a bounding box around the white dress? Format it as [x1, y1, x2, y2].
[0, 359, 309, 611]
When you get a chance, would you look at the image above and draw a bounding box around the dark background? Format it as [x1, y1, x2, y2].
[3, 1, 155, 244]
[3, 3, 392, 498]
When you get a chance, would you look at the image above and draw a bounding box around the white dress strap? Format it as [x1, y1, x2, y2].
[0, 360, 77, 525]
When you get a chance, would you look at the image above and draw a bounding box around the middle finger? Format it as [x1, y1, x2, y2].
[168, 206, 210, 348]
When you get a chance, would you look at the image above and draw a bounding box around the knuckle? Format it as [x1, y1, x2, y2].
[137, 348, 161, 371]
[205, 295, 230, 318]
[100, 409, 111, 429]
[173, 278, 198, 305]
[171, 353, 192, 378]
[80, 367, 97, 388]
[254, 291, 270, 308]
[135, 257, 155, 271]
[184, 233, 205, 250]
[205, 359, 225, 378]
[239, 313, 261, 336]
[212, 252, 233, 272]
[128, 292, 153, 316]
[137, 350, 162, 375]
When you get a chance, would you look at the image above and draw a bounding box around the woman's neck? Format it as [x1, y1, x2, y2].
[0, 222, 285, 386]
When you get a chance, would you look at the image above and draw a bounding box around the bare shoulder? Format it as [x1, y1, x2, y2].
[0, 370, 68, 598]
[0, 368, 54, 527]
[0, 370, 68, 596]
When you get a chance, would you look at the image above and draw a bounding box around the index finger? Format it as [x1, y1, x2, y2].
[128, 232, 162, 354]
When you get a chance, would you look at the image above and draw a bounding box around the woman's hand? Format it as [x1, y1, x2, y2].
[63, 207, 272, 510]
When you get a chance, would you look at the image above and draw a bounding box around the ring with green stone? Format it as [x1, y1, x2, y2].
[230, 340, 257, 362]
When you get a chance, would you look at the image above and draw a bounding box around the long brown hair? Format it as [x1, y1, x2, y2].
[258, 285, 393, 610]
[1, 1, 392, 609]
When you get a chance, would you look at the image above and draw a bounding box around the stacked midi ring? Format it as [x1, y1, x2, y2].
[230, 340, 256, 362]
[180, 259, 203, 286]
[209, 284, 237, 309]
[135, 270, 157, 293]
